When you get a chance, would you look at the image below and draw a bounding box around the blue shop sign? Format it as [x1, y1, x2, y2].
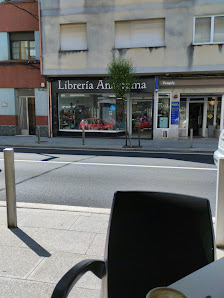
[110, 105, 116, 111]
[171, 102, 179, 125]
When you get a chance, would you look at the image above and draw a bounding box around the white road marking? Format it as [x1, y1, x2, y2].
[0, 159, 217, 171]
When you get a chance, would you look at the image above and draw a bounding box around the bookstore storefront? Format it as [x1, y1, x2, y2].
[51, 77, 155, 137]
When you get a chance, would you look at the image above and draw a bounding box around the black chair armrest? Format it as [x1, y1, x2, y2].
[51, 259, 106, 298]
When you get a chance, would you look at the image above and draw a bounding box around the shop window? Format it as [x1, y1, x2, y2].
[115, 19, 165, 48]
[179, 98, 187, 129]
[132, 99, 153, 136]
[207, 97, 215, 128]
[157, 93, 170, 128]
[60, 23, 87, 51]
[10, 32, 36, 60]
[194, 16, 224, 44]
[58, 94, 124, 131]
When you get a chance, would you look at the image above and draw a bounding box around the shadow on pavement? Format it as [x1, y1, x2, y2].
[10, 228, 51, 257]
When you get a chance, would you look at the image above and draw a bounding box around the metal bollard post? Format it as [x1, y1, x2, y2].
[215, 158, 224, 248]
[4, 148, 17, 228]
[37, 126, 40, 144]
[82, 127, 85, 145]
[190, 128, 193, 148]
[138, 124, 141, 147]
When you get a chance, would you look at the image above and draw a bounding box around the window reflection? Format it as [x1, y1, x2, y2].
[157, 93, 170, 128]
[216, 97, 222, 129]
[179, 99, 187, 129]
[58, 94, 124, 131]
[207, 97, 215, 128]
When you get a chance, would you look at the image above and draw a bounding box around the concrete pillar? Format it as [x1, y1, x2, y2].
[215, 158, 224, 248]
[4, 148, 17, 228]
[220, 95, 224, 131]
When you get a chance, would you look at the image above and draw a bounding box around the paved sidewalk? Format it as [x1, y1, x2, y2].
[0, 203, 223, 298]
[0, 135, 219, 153]
[0, 203, 110, 298]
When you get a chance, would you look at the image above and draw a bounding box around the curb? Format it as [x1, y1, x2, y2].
[0, 144, 215, 154]
[0, 201, 111, 214]
[0, 201, 214, 222]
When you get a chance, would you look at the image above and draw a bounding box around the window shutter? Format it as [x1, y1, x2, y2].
[10, 32, 34, 41]
[115, 21, 131, 48]
[214, 16, 224, 42]
[132, 19, 165, 47]
[60, 23, 87, 51]
[115, 19, 165, 48]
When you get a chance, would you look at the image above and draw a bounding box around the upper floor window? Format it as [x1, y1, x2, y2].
[194, 16, 224, 44]
[60, 23, 87, 51]
[115, 19, 165, 48]
[10, 32, 36, 60]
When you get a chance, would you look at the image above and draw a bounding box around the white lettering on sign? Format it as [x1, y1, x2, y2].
[58, 80, 94, 90]
[162, 81, 175, 86]
[58, 80, 147, 90]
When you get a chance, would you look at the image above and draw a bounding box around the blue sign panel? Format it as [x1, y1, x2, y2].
[110, 105, 116, 111]
[171, 102, 179, 125]
[155, 78, 159, 91]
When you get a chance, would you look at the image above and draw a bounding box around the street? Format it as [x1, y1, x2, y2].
[0, 149, 217, 215]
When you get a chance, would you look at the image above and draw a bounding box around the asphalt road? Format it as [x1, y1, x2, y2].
[0, 148, 217, 215]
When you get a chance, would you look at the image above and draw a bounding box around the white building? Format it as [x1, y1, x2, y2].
[40, 0, 224, 139]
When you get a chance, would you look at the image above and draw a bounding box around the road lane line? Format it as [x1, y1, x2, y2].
[72, 162, 216, 171]
[0, 158, 216, 171]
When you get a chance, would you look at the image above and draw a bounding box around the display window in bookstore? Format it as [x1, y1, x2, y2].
[58, 93, 125, 131]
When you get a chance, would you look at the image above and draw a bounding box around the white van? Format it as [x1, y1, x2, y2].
[214, 129, 224, 166]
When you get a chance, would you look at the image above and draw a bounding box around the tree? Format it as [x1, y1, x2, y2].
[107, 57, 137, 147]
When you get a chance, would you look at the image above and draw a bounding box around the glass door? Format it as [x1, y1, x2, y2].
[28, 97, 36, 135]
[18, 96, 29, 135]
[18, 96, 36, 135]
[132, 99, 153, 138]
[189, 102, 204, 136]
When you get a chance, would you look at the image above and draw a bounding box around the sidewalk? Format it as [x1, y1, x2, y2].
[0, 202, 224, 298]
[0, 203, 110, 298]
[0, 135, 219, 153]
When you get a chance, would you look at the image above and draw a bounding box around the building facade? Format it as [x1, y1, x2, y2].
[40, 0, 224, 139]
[0, 0, 48, 136]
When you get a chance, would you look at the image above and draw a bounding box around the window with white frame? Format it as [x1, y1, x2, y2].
[115, 19, 165, 48]
[10, 32, 36, 60]
[60, 23, 87, 51]
[194, 16, 224, 44]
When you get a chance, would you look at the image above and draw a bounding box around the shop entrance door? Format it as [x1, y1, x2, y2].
[189, 103, 203, 136]
[18, 96, 36, 135]
[132, 100, 153, 138]
[28, 97, 36, 135]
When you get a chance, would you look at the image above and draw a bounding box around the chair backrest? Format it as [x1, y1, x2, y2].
[103, 191, 214, 298]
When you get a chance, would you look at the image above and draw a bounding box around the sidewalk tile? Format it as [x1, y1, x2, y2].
[0, 207, 32, 226]
[0, 226, 38, 247]
[19, 209, 84, 230]
[87, 233, 107, 257]
[69, 213, 109, 233]
[0, 246, 43, 279]
[68, 287, 100, 298]
[20, 228, 96, 254]
[217, 248, 224, 260]
[0, 277, 54, 298]
[28, 251, 102, 290]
